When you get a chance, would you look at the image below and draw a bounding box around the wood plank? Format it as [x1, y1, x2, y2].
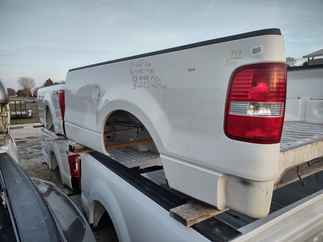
[69, 143, 92, 153]
[170, 202, 226, 227]
[107, 138, 152, 150]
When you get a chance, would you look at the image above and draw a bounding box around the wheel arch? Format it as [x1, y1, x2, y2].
[49, 150, 58, 170]
[89, 195, 130, 242]
[44, 102, 55, 131]
[97, 99, 169, 154]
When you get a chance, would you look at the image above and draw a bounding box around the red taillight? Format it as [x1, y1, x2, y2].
[224, 63, 287, 144]
[68, 153, 81, 178]
[57, 90, 65, 120]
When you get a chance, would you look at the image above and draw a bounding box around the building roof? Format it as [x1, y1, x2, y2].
[303, 49, 323, 58]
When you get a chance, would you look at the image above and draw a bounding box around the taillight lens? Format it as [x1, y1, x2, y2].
[224, 63, 287, 144]
[57, 90, 65, 120]
[68, 153, 81, 178]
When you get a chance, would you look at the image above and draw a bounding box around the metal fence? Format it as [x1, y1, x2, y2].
[9, 97, 40, 125]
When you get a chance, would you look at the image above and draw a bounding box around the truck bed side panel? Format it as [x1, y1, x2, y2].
[65, 30, 284, 181]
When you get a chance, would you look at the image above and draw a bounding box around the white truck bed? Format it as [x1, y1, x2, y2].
[65, 28, 287, 218]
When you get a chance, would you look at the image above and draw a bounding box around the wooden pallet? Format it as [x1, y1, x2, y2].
[170, 201, 226, 227]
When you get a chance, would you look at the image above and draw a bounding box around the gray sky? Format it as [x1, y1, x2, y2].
[1, 0, 323, 89]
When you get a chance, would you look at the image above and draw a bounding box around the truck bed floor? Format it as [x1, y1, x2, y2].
[109, 148, 161, 169]
[281, 121, 323, 152]
[280, 121, 323, 171]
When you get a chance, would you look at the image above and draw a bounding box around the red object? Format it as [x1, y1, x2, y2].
[57, 90, 65, 120]
[224, 63, 287, 144]
[68, 153, 81, 179]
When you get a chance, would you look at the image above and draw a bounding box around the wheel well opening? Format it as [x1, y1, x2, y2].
[104, 110, 159, 154]
[45, 105, 54, 131]
[49, 151, 58, 170]
[93, 201, 119, 242]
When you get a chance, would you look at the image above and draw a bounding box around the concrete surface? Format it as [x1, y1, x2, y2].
[10, 123, 65, 190]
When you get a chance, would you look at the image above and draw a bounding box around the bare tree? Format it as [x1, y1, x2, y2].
[17, 77, 35, 97]
[18, 77, 35, 90]
[43, 78, 54, 87]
